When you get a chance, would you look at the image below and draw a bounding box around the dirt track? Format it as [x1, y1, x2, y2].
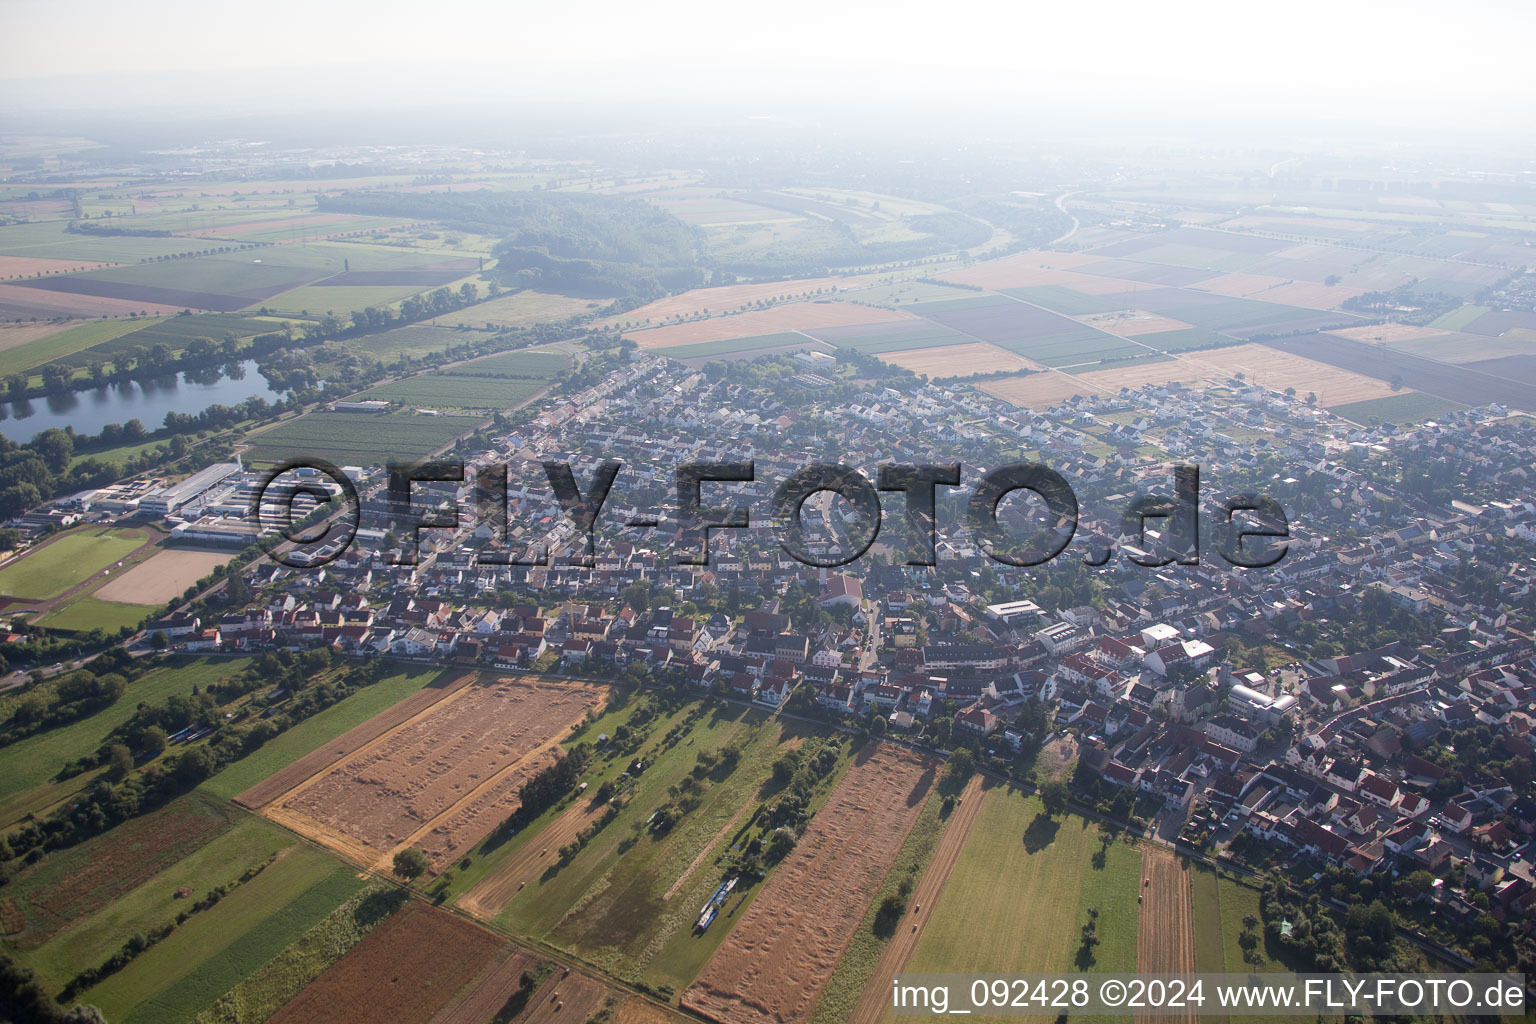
[847, 774, 988, 1024]
[1136, 845, 1196, 1024]
[683, 743, 938, 1024]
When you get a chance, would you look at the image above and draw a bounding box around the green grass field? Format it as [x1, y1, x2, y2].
[1329, 391, 1467, 424]
[0, 221, 199, 262]
[0, 657, 253, 820]
[37, 595, 150, 633]
[194, 884, 407, 1024]
[1428, 304, 1490, 331]
[472, 698, 847, 995]
[241, 410, 481, 465]
[442, 290, 597, 327]
[0, 526, 149, 600]
[82, 847, 363, 1024]
[201, 664, 445, 800]
[22, 815, 296, 989]
[337, 324, 471, 362]
[450, 349, 570, 379]
[903, 788, 1142, 978]
[0, 318, 162, 377]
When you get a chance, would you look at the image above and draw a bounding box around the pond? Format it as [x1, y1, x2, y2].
[0, 361, 284, 443]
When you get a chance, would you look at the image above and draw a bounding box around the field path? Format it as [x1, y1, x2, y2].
[1136, 845, 1196, 1024]
[847, 774, 987, 1024]
[459, 791, 614, 919]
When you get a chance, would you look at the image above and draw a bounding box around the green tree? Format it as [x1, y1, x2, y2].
[106, 743, 134, 781]
[393, 847, 429, 881]
[1039, 779, 1070, 817]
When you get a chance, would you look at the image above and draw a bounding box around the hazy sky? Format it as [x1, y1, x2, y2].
[3, 0, 1533, 131]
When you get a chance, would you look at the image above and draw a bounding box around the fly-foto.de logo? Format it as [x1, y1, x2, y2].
[253, 459, 1290, 571]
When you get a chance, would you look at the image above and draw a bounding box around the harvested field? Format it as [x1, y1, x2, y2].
[266, 902, 502, 1024]
[234, 671, 474, 810]
[0, 255, 115, 278]
[1331, 322, 1454, 345]
[93, 547, 233, 605]
[425, 945, 547, 1024]
[269, 676, 607, 871]
[460, 795, 615, 919]
[1192, 272, 1363, 309]
[1137, 847, 1196, 1024]
[977, 372, 1097, 407]
[610, 278, 864, 326]
[518, 972, 611, 1024]
[880, 341, 1034, 377]
[0, 321, 78, 352]
[1263, 333, 1536, 410]
[684, 743, 938, 1024]
[1188, 343, 1401, 406]
[847, 776, 987, 1024]
[626, 301, 909, 350]
[0, 282, 189, 318]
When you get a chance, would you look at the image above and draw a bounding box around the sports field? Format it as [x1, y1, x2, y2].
[0, 526, 150, 601]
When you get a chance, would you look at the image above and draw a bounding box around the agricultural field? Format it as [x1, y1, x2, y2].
[604, 277, 860, 327]
[356, 372, 550, 412]
[80, 846, 363, 1024]
[449, 348, 571, 379]
[653, 331, 827, 361]
[806, 320, 976, 355]
[1329, 391, 1468, 424]
[194, 885, 408, 1024]
[0, 317, 161, 376]
[240, 409, 482, 465]
[540, 716, 825, 993]
[0, 791, 240, 952]
[266, 675, 607, 871]
[684, 743, 937, 1024]
[0, 525, 151, 601]
[337, 323, 472, 362]
[624, 299, 907, 350]
[17, 814, 297, 991]
[896, 788, 1142, 1011]
[1263, 333, 1536, 409]
[436, 289, 599, 328]
[880, 342, 1033, 378]
[208, 665, 447, 802]
[51, 312, 284, 368]
[262, 901, 503, 1024]
[833, 775, 986, 1024]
